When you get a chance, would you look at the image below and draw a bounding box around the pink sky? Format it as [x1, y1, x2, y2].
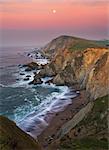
[0, 0, 108, 46]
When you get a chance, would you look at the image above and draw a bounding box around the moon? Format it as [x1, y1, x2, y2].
[52, 9, 56, 14]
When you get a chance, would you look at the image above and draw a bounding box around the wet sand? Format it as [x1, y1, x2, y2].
[38, 89, 88, 149]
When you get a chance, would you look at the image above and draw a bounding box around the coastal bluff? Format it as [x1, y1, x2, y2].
[0, 35, 108, 150]
[36, 35, 108, 149]
[0, 116, 41, 150]
[36, 35, 109, 101]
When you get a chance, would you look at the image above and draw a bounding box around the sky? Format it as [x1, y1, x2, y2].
[0, 0, 108, 47]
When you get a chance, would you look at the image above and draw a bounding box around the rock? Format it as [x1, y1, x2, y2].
[20, 73, 25, 75]
[45, 79, 53, 84]
[53, 63, 77, 86]
[16, 78, 20, 81]
[86, 52, 109, 100]
[29, 76, 43, 85]
[25, 68, 32, 71]
[26, 75, 31, 78]
[27, 53, 30, 56]
[23, 78, 29, 81]
[39, 64, 56, 78]
[0, 115, 41, 150]
[18, 64, 22, 67]
[24, 62, 40, 71]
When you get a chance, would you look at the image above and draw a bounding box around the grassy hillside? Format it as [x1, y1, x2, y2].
[68, 39, 105, 51]
[43, 35, 107, 55]
[59, 95, 108, 150]
[95, 40, 109, 47]
[0, 116, 41, 150]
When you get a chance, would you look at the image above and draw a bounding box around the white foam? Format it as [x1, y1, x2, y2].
[9, 53, 78, 137]
[18, 84, 77, 137]
[33, 58, 49, 65]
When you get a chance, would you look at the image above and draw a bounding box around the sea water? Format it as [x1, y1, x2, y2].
[0, 46, 77, 137]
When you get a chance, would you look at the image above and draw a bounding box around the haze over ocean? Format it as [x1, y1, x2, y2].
[0, 0, 108, 47]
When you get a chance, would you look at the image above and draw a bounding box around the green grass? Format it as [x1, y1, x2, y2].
[95, 40, 109, 47]
[68, 39, 106, 51]
[59, 95, 108, 150]
[60, 137, 108, 150]
[79, 95, 108, 127]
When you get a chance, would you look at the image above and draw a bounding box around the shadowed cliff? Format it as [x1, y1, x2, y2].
[0, 116, 41, 150]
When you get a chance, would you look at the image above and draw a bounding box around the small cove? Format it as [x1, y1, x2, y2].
[0, 46, 78, 138]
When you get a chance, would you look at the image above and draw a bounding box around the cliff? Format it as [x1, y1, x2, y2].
[35, 36, 108, 149]
[0, 116, 41, 150]
[43, 35, 106, 58]
[36, 36, 108, 100]
[52, 48, 109, 100]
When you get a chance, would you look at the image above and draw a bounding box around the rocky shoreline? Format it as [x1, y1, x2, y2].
[0, 36, 108, 150]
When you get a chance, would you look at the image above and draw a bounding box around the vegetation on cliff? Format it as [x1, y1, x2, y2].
[1, 35, 108, 150]
[43, 35, 107, 57]
[40, 42, 109, 100]
[36, 36, 108, 149]
[0, 116, 41, 150]
[59, 95, 108, 150]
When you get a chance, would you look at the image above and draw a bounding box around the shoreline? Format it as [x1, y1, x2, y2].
[18, 84, 78, 139]
[37, 88, 88, 149]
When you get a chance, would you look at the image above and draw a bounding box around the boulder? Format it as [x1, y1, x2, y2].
[29, 75, 43, 85]
[24, 62, 41, 71]
[26, 75, 31, 78]
[39, 65, 56, 77]
[20, 73, 25, 75]
[23, 78, 29, 81]
[25, 67, 33, 72]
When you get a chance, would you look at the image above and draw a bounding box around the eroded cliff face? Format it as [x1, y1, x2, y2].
[86, 52, 109, 100]
[0, 116, 42, 150]
[32, 36, 108, 100]
[34, 45, 109, 100]
[49, 47, 109, 100]
[34, 36, 108, 149]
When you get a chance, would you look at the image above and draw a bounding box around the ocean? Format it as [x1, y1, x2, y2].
[0, 46, 77, 137]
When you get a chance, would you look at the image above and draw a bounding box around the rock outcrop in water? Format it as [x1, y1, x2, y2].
[24, 62, 43, 71]
[0, 116, 41, 150]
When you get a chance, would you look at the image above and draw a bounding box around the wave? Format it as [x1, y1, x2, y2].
[0, 50, 78, 139]
[18, 84, 77, 138]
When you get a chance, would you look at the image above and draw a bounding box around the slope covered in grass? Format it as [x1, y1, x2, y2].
[59, 95, 108, 150]
[0, 116, 41, 150]
[43, 35, 106, 56]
